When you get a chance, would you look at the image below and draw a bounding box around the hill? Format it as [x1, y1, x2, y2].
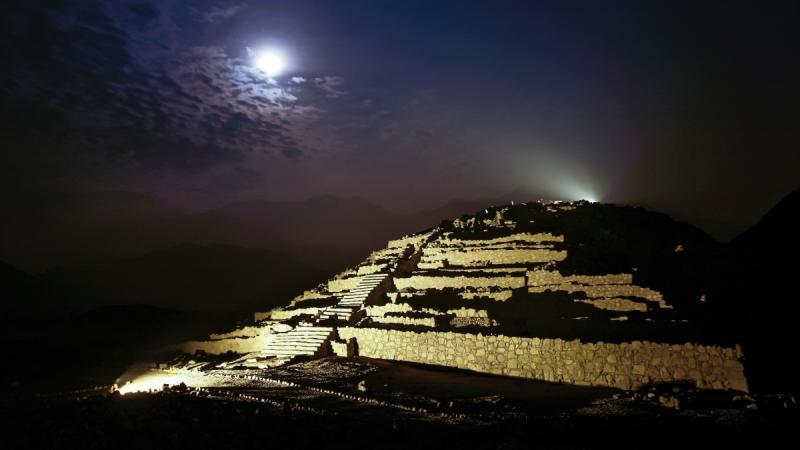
[36, 243, 328, 314]
[180, 199, 748, 393]
[716, 188, 800, 392]
[1, 192, 537, 275]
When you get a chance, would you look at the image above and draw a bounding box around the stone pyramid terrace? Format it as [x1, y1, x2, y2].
[180, 201, 749, 392]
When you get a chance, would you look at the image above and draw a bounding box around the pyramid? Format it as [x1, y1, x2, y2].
[181, 200, 748, 392]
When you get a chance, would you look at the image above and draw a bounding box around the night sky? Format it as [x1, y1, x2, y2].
[1, 1, 798, 247]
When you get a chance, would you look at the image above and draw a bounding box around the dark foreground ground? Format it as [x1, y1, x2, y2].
[3, 357, 797, 450]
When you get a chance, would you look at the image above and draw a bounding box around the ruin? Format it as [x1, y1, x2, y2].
[179, 200, 749, 392]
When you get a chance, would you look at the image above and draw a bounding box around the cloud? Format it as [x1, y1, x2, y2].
[0, 0, 352, 171]
[314, 76, 347, 98]
[0, 0, 479, 207]
[195, 2, 246, 24]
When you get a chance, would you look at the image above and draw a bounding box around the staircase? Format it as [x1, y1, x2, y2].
[259, 323, 335, 363]
[257, 273, 390, 366]
[317, 273, 389, 323]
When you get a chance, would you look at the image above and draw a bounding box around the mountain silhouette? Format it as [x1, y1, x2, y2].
[710, 188, 800, 392]
[36, 243, 327, 314]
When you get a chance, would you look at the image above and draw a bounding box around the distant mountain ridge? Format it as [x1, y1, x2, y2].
[716, 188, 800, 391]
[732, 188, 799, 254]
[2, 191, 534, 274]
[4, 243, 328, 317]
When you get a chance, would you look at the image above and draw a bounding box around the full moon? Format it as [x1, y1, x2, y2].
[254, 50, 285, 77]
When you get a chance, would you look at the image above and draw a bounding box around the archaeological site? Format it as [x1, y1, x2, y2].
[175, 200, 749, 393]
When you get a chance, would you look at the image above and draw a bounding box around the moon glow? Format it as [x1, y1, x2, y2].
[254, 50, 285, 77]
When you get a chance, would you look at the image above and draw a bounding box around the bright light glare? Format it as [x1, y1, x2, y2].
[254, 50, 285, 77]
[117, 372, 193, 395]
[560, 182, 599, 203]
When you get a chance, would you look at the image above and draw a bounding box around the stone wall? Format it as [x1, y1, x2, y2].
[527, 270, 671, 310]
[459, 290, 514, 302]
[331, 340, 348, 357]
[254, 311, 272, 322]
[450, 317, 495, 328]
[180, 335, 267, 355]
[440, 232, 564, 246]
[527, 271, 633, 287]
[576, 298, 648, 312]
[387, 232, 433, 250]
[419, 248, 566, 268]
[357, 263, 388, 275]
[370, 316, 437, 327]
[209, 326, 262, 339]
[337, 327, 748, 392]
[394, 274, 526, 291]
[365, 303, 414, 316]
[439, 267, 528, 274]
[327, 276, 362, 293]
[367, 303, 486, 317]
[269, 307, 322, 320]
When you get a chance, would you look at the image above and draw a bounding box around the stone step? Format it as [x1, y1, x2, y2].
[267, 338, 328, 342]
[272, 328, 332, 333]
[266, 335, 329, 340]
[275, 328, 332, 333]
[261, 325, 334, 362]
[267, 332, 332, 338]
[264, 344, 324, 350]
[320, 313, 351, 319]
[266, 340, 327, 345]
[320, 315, 351, 320]
[267, 335, 330, 341]
[296, 324, 333, 329]
[263, 346, 321, 352]
[264, 339, 326, 345]
[264, 352, 314, 361]
[271, 331, 330, 334]
[265, 339, 327, 345]
[265, 345, 321, 350]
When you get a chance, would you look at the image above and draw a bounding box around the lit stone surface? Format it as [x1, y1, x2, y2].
[337, 327, 748, 392]
[180, 201, 750, 392]
[393, 274, 526, 291]
[527, 270, 671, 311]
[181, 335, 269, 354]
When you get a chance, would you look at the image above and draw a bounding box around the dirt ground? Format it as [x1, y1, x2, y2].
[4, 356, 797, 449]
